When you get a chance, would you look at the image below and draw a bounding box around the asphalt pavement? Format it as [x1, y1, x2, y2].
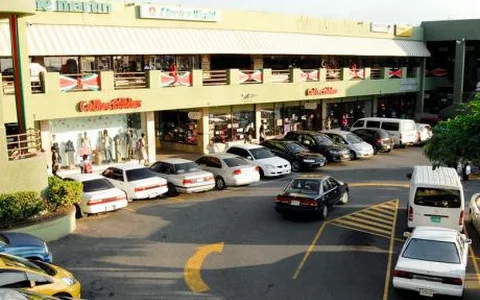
[50, 147, 480, 300]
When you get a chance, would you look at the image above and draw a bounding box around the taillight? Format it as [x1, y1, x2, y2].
[442, 277, 463, 286]
[393, 270, 412, 279]
[302, 200, 318, 207]
[183, 179, 194, 185]
[233, 169, 242, 175]
[459, 210, 464, 226]
[276, 196, 290, 203]
[408, 206, 413, 222]
[87, 199, 102, 206]
[134, 187, 144, 192]
[206, 176, 214, 181]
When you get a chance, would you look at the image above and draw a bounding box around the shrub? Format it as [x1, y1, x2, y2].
[47, 176, 82, 211]
[0, 191, 46, 228]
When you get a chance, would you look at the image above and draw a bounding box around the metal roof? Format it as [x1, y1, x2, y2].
[412, 166, 461, 189]
[0, 24, 430, 57]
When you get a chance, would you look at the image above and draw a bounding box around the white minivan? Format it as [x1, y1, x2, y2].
[350, 117, 417, 147]
[407, 166, 465, 232]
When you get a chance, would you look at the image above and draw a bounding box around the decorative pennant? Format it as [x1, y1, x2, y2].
[59, 73, 100, 92]
[300, 69, 319, 81]
[388, 68, 403, 78]
[238, 70, 263, 84]
[425, 68, 448, 77]
[349, 68, 365, 79]
[161, 71, 192, 87]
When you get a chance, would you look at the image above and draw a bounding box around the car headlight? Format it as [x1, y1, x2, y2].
[62, 277, 76, 286]
[303, 159, 315, 163]
[44, 242, 49, 255]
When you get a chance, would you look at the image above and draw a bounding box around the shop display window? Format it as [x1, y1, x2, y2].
[44, 56, 79, 74]
[147, 55, 200, 71]
[113, 56, 144, 73]
[80, 56, 112, 72]
[158, 111, 198, 145]
[209, 105, 255, 143]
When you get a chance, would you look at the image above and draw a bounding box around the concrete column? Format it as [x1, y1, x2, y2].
[384, 68, 391, 80]
[364, 68, 372, 80]
[252, 55, 263, 69]
[342, 68, 350, 81]
[262, 68, 272, 84]
[255, 105, 261, 142]
[228, 69, 239, 85]
[401, 67, 408, 79]
[416, 60, 426, 115]
[319, 68, 327, 82]
[40, 120, 52, 169]
[291, 68, 302, 83]
[321, 100, 327, 130]
[147, 70, 161, 89]
[141, 112, 156, 163]
[453, 40, 466, 104]
[372, 96, 378, 117]
[100, 71, 115, 92]
[192, 69, 203, 87]
[43, 72, 60, 95]
[200, 107, 210, 154]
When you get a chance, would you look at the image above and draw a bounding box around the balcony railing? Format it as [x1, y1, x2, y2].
[326, 68, 342, 81]
[2, 75, 44, 95]
[271, 69, 291, 83]
[6, 129, 42, 161]
[370, 68, 384, 80]
[114, 72, 147, 90]
[203, 70, 227, 86]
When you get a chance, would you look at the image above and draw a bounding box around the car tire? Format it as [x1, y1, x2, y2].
[373, 147, 378, 155]
[259, 168, 265, 179]
[215, 176, 226, 190]
[291, 160, 301, 172]
[74, 204, 85, 219]
[340, 191, 349, 204]
[385, 148, 392, 153]
[349, 150, 357, 160]
[167, 183, 178, 197]
[53, 293, 72, 300]
[318, 204, 328, 220]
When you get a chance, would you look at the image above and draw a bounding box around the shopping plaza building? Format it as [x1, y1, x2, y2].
[0, 1, 470, 190]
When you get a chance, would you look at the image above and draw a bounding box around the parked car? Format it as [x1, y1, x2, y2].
[350, 128, 394, 154]
[195, 153, 260, 189]
[0, 289, 80, 300]
[64, 174, 128, 218]
[101, 164, 168, 201]
[283, 131, 351, 162]
[149, 158, 215, 196]
[350, 117, 417, 147]
[322, 130, 374, 159]
[0, 232, 51, 262]
[260, 139, 326, 172]
[275, 175, 349, 219]
[0, 253, 81, 299]
[226, 144, 291, 178]
[393, 226, 471, 298]
[415, 123, 433, 144]
[468, 193, 480, 234]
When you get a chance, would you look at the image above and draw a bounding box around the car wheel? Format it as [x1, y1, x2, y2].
[74, 204, 85, 219]
[373, 147, 378, 155]
[215, 176, 226, 190]
[291, 160, 301, 172]
[385, 148, 392, 153]
[167, 183, 178, 197]
[53, 293, 72, 299]
[340, 191, 349, 204]
[319, 204, 328, 220]
[349, 150, 357, 160]
[259, 168, 265, 179]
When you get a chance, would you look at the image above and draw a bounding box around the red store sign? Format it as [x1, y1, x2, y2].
[78, 98, 142, 112]
[305, 87, 338, 97]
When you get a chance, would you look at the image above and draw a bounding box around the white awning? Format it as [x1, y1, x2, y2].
[0, 24, 431, 57]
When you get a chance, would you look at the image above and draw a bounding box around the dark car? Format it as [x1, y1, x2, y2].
[283, 131, 351, 162]
[350, 128, 394, 154]
[260, 139, 327, 172]
[275, 176, 349, 219]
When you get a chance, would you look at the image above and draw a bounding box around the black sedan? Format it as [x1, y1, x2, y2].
[275, 176, 349, 219]
[260, 139, 327, 172]
[350, 128, 393, 154]
[283, 131, 351, 162]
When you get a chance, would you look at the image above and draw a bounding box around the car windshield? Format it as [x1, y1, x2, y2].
[0, 255, 45, 274]
[83, 179, 114, 193]
[126, 168, 156, 182]
[286, 179, 320, 195]
[402, 238, 460, 264]
[0, 234, 8, 245]
[174, 162, 201, 174]
[314, 134, 334, 145]
[414, 187, 461, 208]
[223, 158, 248, 167]
[286, 142, 308, 153]
[345, 133, 363, 144]
[250, 148, 275, 159]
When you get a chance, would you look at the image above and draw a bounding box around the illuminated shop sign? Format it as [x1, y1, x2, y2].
[36, 0, 112, 14]
[139, 4, 220, 22]
[305, 87, 338, 97]
[78, 98, 142, 112]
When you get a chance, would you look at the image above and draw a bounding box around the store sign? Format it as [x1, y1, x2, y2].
[35, 0, 112, 14]
[395, 25, 413, 37]
[78, 98, 142, 112]
[139, 4, 220, 22]
[304, 103, 318, 110]
[370, 23, 391, 33]
[305, 87, 338, 97]
[400, 79, 418, 92]
[188, 111, 202, 120]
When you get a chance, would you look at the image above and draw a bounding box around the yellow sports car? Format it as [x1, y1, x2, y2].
[0, 253, 81, 299]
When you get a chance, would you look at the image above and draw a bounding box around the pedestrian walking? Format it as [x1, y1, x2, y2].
[137, 133, 148, 165]
[79, 154, 93, 174]
[259, 123, 266, 142]
[51, 146, 60, 177]
[341, 114, 348, 130]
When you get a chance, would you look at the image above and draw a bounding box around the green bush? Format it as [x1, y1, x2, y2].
[47, 176, 82, 211]
[0, 191, 46, 228]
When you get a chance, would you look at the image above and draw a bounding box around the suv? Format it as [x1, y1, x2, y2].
[350, 128, 393, 154]
[283, 131, 351, 162]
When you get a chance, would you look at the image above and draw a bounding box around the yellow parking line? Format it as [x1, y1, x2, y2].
[382, 200, 399, 300]
[355, 212, 394, 225]
[330, 222, 405, 243]
[342, 215, 393, 231]
[466, 234, 480, 284]
[184, 242, 224, 293]
[333, 219, 391, 236]
[370, 207, 395, 216]
[359, 210, 394, 221]
[122, 208, 136, 213]
[349, 182, 410, 188]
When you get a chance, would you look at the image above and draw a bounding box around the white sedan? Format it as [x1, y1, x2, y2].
[393, 226, 472, 298]
[65, 174, 128, 218]
[149, 158, 215, 196]
[226, 144, 291, 178]
[195, 153, 260, 189]
[468, 193, 480, 233]
[322, 130, 374, 159]
[102, 164, 168, 201]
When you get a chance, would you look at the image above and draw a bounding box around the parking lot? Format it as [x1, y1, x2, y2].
[50, 147, 480, 300]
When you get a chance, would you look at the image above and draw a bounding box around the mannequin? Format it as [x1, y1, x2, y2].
[51, 134, 62, 166]
[65, 140, 75, 169]
[113, 130, 124, 163]
[125, 128, 136, 160]
[101, 129, 112, 163]
[80, 132, 92, 157]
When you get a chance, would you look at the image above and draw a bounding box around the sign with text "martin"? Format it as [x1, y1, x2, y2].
[139, 4, 220, 22]
[36, 0, 112, 14]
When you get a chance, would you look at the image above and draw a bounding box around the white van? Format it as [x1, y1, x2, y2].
[350, 117, 417, 147]
[407, 166, 465, 232]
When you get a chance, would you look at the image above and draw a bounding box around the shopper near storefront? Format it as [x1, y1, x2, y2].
[259, 123, 266, 142]
[51, 146, 60, 177]
[341, 114, 349, 130]
[137, 133, 148, 165]
[79, 154, 93, 174]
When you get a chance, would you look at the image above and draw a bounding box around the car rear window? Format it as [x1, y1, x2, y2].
[82, 179, 114, 193]
[126, 168, 156, 182]
[250, 148, 275, 159]
[381, 122, 399, 131]
[402, 238, 460, 264]
[175, 162, 201, 174]
[414, 187, 461, 208]
[223, 157, 248, 167]
[366, 121, 381, 128]
[286, 179, 320, 195]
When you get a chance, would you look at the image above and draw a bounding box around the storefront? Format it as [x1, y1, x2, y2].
[156, 110, 200, 146]
[377, 93, 417, 119]
[208, 105, 256, 143]
[325, 97, 373, 129]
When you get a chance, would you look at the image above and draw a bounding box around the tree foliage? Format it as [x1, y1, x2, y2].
[424, 97, 480, 168]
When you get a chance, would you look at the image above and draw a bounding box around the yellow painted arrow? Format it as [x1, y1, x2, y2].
[184, 242, 224, 293]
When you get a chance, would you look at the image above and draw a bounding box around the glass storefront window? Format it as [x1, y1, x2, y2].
[282, 102, 302, 134]
[44, 56, 79, 74]
[233, 105, 255, 140]
[209, 105, 255, 143]
[79, 56, 112, 72]
[260, 104, 275, 137]
[158, 110, 198, 145]
[113, 56, 144, 72]
[147, 55, 200, 71]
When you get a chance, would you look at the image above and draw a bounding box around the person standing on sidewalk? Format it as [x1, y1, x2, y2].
[51, 146, 60, 177]
[137, 133, 148, 165]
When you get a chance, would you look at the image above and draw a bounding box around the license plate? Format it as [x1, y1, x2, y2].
[430, 216, 441, 223]
[419, 288, 434, 297]
[107, 204, 116, 211]
[290, 200, 300, 206]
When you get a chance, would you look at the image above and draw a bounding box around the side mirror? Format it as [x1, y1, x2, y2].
[403, 231, 412, 238]
[406, 173, 412, 179]
[247, 156, 253, 160]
